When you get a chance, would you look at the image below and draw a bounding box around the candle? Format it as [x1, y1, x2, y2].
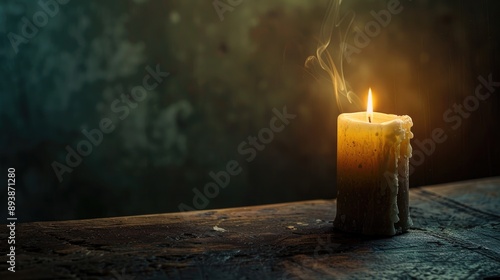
[334, 89, 413, 236]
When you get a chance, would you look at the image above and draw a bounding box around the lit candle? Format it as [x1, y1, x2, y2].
[334, 89, 413, 236]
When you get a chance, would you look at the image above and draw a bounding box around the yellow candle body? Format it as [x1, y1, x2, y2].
[335, 112, 413, 236]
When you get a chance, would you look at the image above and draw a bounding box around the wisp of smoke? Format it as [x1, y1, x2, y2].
[305, 0, 361, 112]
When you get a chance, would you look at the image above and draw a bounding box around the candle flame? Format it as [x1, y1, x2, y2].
[367, 88, 373, 123]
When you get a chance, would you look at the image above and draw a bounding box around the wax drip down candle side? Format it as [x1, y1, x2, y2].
[334, 89, 414, 236]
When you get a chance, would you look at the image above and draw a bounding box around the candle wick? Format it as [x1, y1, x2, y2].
[368, 116, 372, 123]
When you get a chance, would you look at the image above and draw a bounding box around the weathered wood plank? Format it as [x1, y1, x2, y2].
[1, 177, 500, 279]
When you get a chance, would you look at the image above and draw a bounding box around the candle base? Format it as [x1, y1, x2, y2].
[333, 176, 411, 236]
[334, 156, 413, 236]
[333, 179, 411, 236]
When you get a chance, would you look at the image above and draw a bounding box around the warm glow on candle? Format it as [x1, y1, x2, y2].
[367, 88, 374, 123]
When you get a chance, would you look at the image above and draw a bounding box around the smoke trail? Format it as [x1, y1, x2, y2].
[305, 0, 361, 112]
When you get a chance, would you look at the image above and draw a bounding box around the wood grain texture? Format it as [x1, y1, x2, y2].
[1, 177, 500, 279]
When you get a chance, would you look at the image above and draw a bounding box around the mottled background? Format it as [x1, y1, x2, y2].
[1, 0, 499, 222]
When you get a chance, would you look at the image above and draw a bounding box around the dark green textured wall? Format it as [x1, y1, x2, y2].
[1, 0, 499, 221]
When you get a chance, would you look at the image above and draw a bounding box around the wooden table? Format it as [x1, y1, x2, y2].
[2, 177, 500, 279]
